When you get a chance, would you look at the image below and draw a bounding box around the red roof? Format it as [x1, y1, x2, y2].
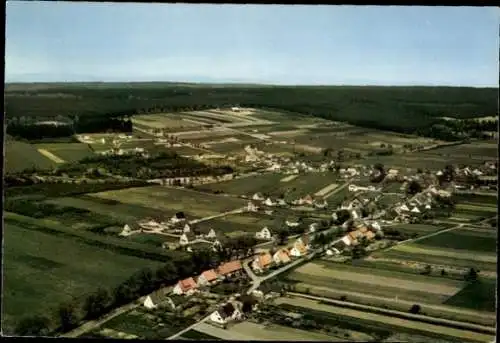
[178, 277, 197, 292]
[258, 253, 273, 268]
[217, 260, 242, 275]
[199, 269, 218, 282]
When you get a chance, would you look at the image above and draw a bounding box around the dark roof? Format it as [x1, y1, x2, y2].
[175, 212, 186, 219]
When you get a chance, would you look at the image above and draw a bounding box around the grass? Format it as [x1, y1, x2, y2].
[90, 186, 246, 219]
[444, 280, 497, 312]
[2, 222, 164, 333]
[196, 212, 283, 236]
[45, 196, 166, 222]
[126, 233, 179, 247]
[181, 330, 221, 340]
[5, 139, 58, 172]
[34, 143, 95, 163]
[196, 173, 284, 195]
[413, 230, 497, 253]
[386, 224, 452, 235]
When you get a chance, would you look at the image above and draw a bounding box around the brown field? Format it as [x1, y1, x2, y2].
[293, 262, 463, 297]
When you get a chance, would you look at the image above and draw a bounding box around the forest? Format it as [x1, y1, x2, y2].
[5, 83, 497, 140]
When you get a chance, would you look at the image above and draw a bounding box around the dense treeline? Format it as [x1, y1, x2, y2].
[58, 151, 234, 179]
[5, 84, 497, 139]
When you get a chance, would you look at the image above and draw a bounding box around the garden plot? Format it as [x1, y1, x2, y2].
[5, 139, 58, 173]
[89, 186, 246, 219]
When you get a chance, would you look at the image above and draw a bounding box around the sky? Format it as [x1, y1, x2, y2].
[5, 2, 499, 86]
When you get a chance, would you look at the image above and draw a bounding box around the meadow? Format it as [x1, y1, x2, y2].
[2, 222, 164, 333]
[195, 212, 285, 237]
[33, 143, 95, 163]
[4, 139, 57, 173]
[89, 186, 246, 219]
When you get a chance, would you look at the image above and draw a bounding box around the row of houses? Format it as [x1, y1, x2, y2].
[248, 193, 328, 209]
[144, 260, 245, 309]
[252, 236, 312, 273]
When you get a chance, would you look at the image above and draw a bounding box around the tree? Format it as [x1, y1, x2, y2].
[83, 288, 112, 320]
[58, 302, 80, 332]
[409, 304, 421, 314]
[465, 268, 478, 282]
[277, 228, 289, 245]
[406, 180, 423, 195]
[440, 269, 447, 276]
[15, 315, 52, 336]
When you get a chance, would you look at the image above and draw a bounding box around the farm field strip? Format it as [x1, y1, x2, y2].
[456, 203, 497, 212]
[195, 321, 337, 341]
[393, 245, 496, 263]
[293, 262, 464, 296]
[315, 183, 339, 197]
[275, 297, 494, 342]
[5, 140, 59, 172]
[36, 148, 66, 163]
[410, 228, 497, 252]
[280, 174, 298, 183]
[287, 283, 496, 327]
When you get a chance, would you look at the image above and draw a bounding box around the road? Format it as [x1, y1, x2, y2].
[285, 292, 496, 335]
[166, 315, 212, 340]
[189, 207, 246, 224]
[387, 223, 465, 250]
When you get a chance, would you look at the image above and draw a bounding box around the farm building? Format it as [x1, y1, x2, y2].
[255, 227, 272, 240]
[120, 223, 140, 236]
[252, 192, 265, 201]
[263, 198, 276, 206]
[173, 277, 198, 295]
[289, 241, 308, 257]
[247, 201, 259, 212]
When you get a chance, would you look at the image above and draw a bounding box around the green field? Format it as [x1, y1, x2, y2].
[414, 229, 497, 253]
[444, 279, 497, 312]
[90, 186, 246, 218]
[284, 261, 465, 304]
[423, 143, 498, 159]
[5, 139, 57, 173]
[2, 222, 164, 333]
[45, 196, 166, 223]
[197, 173, 284, 195]
[196, 212, 284, 237]
[387, 223, 452, 235]
[34, 143, 95, 163]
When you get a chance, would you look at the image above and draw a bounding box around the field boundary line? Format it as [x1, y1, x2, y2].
[37, 148, 65, 163]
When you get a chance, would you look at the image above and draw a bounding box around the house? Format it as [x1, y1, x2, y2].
[370, 221, 382, 231]
[302, 194, 314, 205]
[120, 223, 140, 236]
[425, 204, 432, 210]
[341, 235, 352, 246]
[411, 206, 421, 214]
[276, 198, 287, 206]
[289, 241, 307, 257]
[252, 193, 265, 201]
[143, 288, 170, 309]
[210, 302, 243, 325]
[255, 227, 272, 240]
[272, 249, 291, 265]
[309, 223, 319, 233]
[365, 231, 376, 240]
[197, 269, 219, 286]
[286, 220, 300, 227]
[252, 252, 273, 272]
[314, 198, 328, 209]
[348, 184, 358, 192]
[217, 260, 243, 278]
[247, 201, 259, 212]
[183, 224, 191, 233]
[263, 198, 275, 206]
[399, 204, 410, 212]
[173, 277, 198, 295]
[325, 249, 334, 256]
[179, 232, 197, 246]
[297, 235, 311, 249]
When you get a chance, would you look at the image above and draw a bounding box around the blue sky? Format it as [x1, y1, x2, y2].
[5, 3, 499, 86]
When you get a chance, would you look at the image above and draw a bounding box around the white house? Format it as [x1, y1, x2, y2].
[341, 235, 352, 246]
[411, 206, 421, 213]
[351, 210, 360, 220]
[286, 220, 300, 227]
[143, 289, 170, 309]
[183, 224, 191, 233]
[252, 193, 265, 201]
[210, 303, 243, 325]
[206, 228, 217, 239]
[272, 249, 291, 265]
[400, 204, 410, 212]
[179, 232, 196, 246]
[425, 204, 432, 210]
[370, 221, 382, 231]
[173, 277, 198, 295]
[247, 201, 259, 212]
[255, 227, 272, 240]
[325, 249, 334, 256]
[309, 223, 319, 233]
[263, 198, 275, 206]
